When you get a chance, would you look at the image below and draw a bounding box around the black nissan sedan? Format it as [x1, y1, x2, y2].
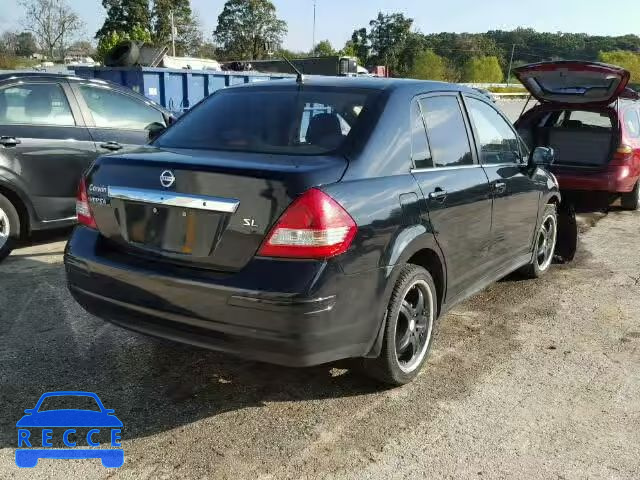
[65, 77, 576, 386]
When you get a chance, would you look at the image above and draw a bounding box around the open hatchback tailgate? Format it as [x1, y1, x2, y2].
[514, 61, 630, 106]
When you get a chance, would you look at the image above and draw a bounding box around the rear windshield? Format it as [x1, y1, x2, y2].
[535, 74, 616, 96]
[155, 86, 379, 155]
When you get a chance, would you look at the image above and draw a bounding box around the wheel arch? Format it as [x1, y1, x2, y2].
[0, 180, 33, 238]
[365, 229, 447, 358]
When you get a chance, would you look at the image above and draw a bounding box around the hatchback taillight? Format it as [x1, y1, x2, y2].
[76, 178, 97, 229]
[257, 188, 357, 259]
[611, 144, 634, 165]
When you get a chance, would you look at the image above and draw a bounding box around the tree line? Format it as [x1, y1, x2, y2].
[1, 0, 639, 84]
[343, 13, 640, 83]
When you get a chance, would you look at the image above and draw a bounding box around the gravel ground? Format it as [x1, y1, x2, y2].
[0, 209, 639, 480]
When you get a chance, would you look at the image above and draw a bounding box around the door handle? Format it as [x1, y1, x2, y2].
[99, 141, 123, 151]
[429, 188, 448, 202]
[0, 136, 21, 147]
[493, 181, 507, 194]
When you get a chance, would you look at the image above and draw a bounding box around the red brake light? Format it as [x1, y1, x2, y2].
[76, 178, 97, 229]
[257, 188, 357, 259]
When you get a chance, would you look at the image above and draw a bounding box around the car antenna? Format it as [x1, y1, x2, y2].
[283, 55, 304, 85]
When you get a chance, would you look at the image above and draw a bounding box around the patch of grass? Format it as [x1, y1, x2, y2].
[0, 54, 19, 69]
[0, 55, 42, 70]
[489, 86, 527, 94]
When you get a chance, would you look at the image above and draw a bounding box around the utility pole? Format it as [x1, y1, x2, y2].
[312, 0, 316, 53]
[507, 44, 516, 85]
[170, 10, 176, 57]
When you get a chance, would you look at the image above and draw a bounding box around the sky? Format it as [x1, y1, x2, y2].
[1, 0, 639, 51]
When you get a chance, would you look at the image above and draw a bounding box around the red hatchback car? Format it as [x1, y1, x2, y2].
[515, 61, 640, 209]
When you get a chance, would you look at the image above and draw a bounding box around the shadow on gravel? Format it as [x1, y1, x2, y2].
[15, 227, 73, 249]
[0, 257, 387, 449]
[1, 201, 624, 453]
[0, 254, 523, 454]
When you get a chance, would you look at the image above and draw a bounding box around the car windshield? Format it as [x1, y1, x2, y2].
[38, 395, 101, 412]
[155, 86, 379, 155]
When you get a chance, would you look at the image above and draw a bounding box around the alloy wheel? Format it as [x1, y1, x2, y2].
[0, 206, 9, 250]
[536, 212, 557, 271]
[394, 280, 434, 374]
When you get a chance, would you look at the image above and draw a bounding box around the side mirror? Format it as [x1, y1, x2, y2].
[24, 409, 34, 414]
[146, 122, 166, 142]
[529, 146, 555, 168]
[104, 409, 115, 414]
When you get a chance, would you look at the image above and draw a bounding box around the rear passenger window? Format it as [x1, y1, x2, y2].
[624, 109, 640, 138]
[79, 85, 165, 130]
[420, 96, 473, 168]
[411, 100, 432, 169]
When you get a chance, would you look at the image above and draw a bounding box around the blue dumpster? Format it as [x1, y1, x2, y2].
[71, 66, 292, 114]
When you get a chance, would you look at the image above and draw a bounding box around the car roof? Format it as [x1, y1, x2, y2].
[0, 70, 93, 81]
[0, 72, 131, 94]
[227, 75, 477, 96]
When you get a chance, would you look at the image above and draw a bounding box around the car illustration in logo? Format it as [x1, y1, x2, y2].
[15, 391, 123, 468]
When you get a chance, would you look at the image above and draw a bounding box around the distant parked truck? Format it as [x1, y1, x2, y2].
[228, 56, 359, 77]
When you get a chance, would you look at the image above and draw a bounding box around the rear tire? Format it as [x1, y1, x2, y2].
[520, 203, 557, 279]
[360, 264, 437, 386]
[0, 193, 20, 262]
[620, 182, 639, 210]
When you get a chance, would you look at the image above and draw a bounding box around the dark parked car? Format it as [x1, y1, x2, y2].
[515, 61, 640, 209]
[65, 77, 576, 385]
[0, 72, 173, 260]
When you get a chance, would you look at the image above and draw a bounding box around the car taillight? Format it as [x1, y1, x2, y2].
[257, 188, 357, 259]
[611, 144, 633, 165]
[76, 178, 97, 229]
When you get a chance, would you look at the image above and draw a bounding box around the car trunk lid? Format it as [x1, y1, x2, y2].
[85, 147, 348, 271]
[514, 61, 630, 106]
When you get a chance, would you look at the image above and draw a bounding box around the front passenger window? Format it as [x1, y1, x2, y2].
[466, 97, 520, 165]
[79, 85, 165, 131]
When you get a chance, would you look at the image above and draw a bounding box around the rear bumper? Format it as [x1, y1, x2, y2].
[553, 165, 638, 193]
[64, 227, 386, 367]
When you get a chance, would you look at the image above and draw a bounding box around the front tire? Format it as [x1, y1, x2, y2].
[620, 182, 639, 210]
[0, 193, 20, 262]
[520, 203, 557, 279]
[361, 265, 437, 386]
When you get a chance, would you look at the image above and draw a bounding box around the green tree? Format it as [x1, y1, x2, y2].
[96, 23, 151, 61]
[312, 40, 334, 57]
[408, 49, 447, 81]
[151, 0, 201, 56]
[599, 50, 640, 83]
[367, 12, 413, 73]
[349, 28, 369, 65]
[96, 0, 151, 41]
[462, 56, 504, 83]
[213, 0, 287, 60]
